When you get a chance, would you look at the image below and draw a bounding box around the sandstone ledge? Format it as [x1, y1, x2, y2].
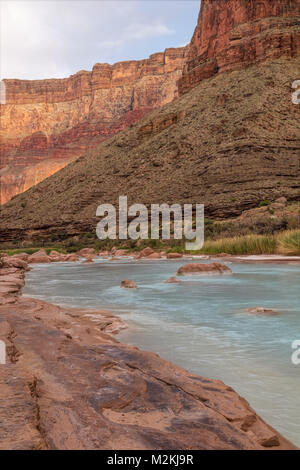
[0, 262, 296, 450]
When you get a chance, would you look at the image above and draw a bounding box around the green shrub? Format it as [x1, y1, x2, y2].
[259, 200, 271, 207]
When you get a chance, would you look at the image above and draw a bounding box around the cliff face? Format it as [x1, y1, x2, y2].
[0, 47, 187, 203]
[179, 0, 300, 94]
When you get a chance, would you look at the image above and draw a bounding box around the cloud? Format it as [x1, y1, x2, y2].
[1, 0, 199, 80]
[97, 19, 174, 49]
[123, 21, 174, 40]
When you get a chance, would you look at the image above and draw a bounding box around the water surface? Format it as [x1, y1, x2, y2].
[23, 257, 300, 446]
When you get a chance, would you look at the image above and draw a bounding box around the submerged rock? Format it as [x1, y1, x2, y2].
[177, 262, 232, 276]
[120, 279, 137, 289]
[246, 307, 279, 316]
[164, 277, 181, 284]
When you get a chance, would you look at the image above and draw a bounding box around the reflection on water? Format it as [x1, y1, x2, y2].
[23, 257, 300, 446]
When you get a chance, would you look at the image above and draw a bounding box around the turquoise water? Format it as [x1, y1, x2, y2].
[23, 257, 300, 446]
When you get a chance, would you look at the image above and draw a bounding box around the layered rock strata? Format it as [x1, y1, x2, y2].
[1, 47, 187, 203]
[178, 0, 300, 94]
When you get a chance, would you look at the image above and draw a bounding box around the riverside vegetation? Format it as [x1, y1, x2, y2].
[2, 201, 300, 256]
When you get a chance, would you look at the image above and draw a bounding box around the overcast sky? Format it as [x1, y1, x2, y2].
[1, 0, 200, 80]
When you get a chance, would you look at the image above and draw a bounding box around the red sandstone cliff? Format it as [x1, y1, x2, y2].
[1, 0, 300, 205]
[0, 47, 187, 204]
[179, 0, 300, 94]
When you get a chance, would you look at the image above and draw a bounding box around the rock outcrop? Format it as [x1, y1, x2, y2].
[178, 0, 300, 94]
[0, 47, 187, 203]
[0, 259, 296, 450]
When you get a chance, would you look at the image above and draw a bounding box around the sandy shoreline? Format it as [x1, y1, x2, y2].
[0, 255, 297, 450]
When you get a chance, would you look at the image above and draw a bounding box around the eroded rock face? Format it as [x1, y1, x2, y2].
[0, 48, 187, 204]
[178, 0, 300, 94]
[0, 261, 296, 450]
[177, 262, 232, 275]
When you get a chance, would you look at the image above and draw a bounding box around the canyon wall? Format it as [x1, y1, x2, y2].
[2, 0, 300, 205]
[0, 47, 187, 203]
[1, 0, 299, 242]
[179, 0, 300, 94]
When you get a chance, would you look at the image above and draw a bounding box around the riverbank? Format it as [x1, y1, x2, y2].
[1, 228, 300, 260]
[0, 255, 297, 450]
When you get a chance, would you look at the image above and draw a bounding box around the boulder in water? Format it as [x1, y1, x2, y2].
[121, 279, 137, 289]
[167, 253, 183, 259]
[164, 277, 181, 284]
[177, 262, 232, 276]
[140, 247, 154, 257]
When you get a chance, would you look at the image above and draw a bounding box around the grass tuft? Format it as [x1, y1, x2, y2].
[277, 230, 300, 255]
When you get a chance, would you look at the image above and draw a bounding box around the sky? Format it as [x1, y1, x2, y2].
[1, 0, 200, 80]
